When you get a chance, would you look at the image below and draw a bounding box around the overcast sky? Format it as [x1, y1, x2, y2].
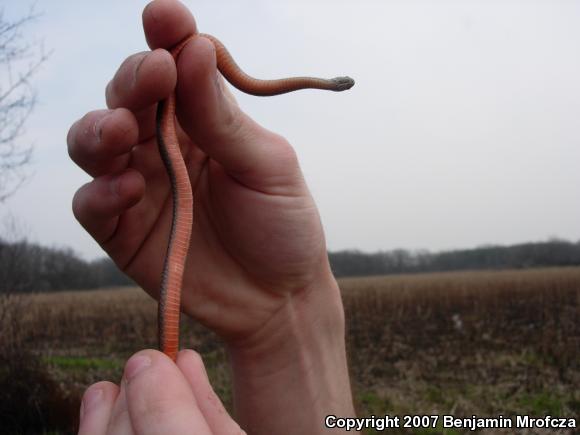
[2, 0, 579, 260]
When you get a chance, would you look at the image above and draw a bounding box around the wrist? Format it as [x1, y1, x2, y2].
[227, 264, 345, 356]
[226, 266, 357, 434]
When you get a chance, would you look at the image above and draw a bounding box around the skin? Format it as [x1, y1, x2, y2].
[68, 0, 358, 433]
[78, 350, 245, 434]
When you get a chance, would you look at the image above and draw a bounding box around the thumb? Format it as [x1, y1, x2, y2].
[175, 35, 301, 190]
[123, 349, 212, 434]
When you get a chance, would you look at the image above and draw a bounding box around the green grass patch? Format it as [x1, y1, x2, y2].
[517, 391, 564, 415]
[359, 390, 391, 414]
[43, 355, 120, 371]
[425, 385, 448, 405]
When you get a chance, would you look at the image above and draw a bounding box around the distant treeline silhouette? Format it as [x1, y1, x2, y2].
[1, 238, 579, 293]
[329, 239, 580, 277]
[0, 239, 132, 293]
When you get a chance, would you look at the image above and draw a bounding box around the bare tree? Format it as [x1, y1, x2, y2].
[0, 6, 49, 201]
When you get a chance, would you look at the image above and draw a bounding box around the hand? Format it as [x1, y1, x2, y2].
[78, 349, 244, 435]
[69, 1, 357, 433]
[67, 0, 335, 342]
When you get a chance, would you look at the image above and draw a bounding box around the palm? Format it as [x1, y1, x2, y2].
[105, 130, 325, 339]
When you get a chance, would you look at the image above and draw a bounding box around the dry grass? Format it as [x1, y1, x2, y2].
[342, 268, 580, 434]
[1, 267, 579, 434]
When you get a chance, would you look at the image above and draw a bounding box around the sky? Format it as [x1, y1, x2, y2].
[1, 0, 579, 260]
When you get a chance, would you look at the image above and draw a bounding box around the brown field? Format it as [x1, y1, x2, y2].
[1, 267, 579, 434]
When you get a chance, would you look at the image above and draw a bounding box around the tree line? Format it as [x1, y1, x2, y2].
[0, 239, 132, 293]
[329, 239, 580, 277]
[1, 238, 580, 293]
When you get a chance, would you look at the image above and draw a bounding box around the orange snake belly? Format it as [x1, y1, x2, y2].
[156, 33, 354, 361]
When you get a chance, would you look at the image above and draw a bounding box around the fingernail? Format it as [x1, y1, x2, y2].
[125, 355, 151, 382]
[80, 387, 103, 420]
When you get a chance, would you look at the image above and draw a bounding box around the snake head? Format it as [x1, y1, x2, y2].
[331, 76, 355, 91]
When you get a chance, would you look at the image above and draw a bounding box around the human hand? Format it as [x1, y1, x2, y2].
[67, 0, 337, 342]
[78, 349, 244, 435]
[69, 1, 357, 433]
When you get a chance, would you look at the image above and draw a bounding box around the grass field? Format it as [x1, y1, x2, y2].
[1, 267, 579, 434]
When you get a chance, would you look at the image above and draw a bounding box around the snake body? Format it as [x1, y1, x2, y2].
[156, 33, 354, 361]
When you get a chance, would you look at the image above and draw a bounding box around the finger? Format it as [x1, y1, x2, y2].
[124, 349, 213, 435]
[72, 169, 145, 244]
[142, 0, 197, 50]
[143, 0, 301, 192]
[78, 381, 120, 435]
[68, 108, 138, 177]
[176, 36, 302, 189]
[126, 0, 197, 141]
[177, 349, 246, 435]
[106, 378, 134, 434]
[105, 48, 175, 113]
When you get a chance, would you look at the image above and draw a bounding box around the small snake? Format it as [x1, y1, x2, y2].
[156, 32, 354, 361]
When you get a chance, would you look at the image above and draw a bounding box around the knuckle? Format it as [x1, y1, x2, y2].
[143, 396, 177, 419]
[276, 134, 298, 165]
[107, 52, 149, 109]
[266, 132, 300, 170]
[107, 109, 138, 146]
